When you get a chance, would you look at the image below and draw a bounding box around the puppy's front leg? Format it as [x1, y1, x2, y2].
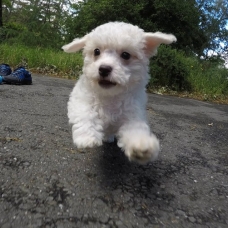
[68, 98, 103, 148]
[117, 121, 160, 164]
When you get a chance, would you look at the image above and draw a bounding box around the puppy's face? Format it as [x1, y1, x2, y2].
[83, 48, 146, 96]
[82, 26, 149, 96]
[63, 22, 176, 96]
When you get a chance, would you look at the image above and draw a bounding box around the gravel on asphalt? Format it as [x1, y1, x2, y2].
[0, 75, 228, 228]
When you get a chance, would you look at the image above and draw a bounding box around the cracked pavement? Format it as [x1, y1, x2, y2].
[0, 75, 228, 228]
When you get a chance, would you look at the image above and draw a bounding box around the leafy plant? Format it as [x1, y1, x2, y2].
[149, 46, 191, 91]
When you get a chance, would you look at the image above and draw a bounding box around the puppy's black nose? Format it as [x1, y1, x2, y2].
[99, 65, 112, 77]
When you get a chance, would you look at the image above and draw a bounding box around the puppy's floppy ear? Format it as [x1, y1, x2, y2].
[144, 32, 177, 57]
[62, 35, 87, 53]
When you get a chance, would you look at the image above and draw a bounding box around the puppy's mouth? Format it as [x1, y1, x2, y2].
[98, 79, 117, 88]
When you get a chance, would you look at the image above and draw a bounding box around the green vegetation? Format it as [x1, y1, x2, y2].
[0, 43, 83, 78]
[0, 0, 228, 103]
[149, 46, 228, 94]
[1, 43, 227, 103]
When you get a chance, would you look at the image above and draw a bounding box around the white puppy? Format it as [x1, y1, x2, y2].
[62, 22, 176, 164]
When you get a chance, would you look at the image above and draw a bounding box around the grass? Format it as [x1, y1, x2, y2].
[0, 43, 83, 79]
[1, 43, 228, 104]
[187, 60, 228, 103]
[148, 46, 228, 103]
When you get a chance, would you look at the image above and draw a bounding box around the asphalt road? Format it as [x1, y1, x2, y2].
[0, 75, 228, 228]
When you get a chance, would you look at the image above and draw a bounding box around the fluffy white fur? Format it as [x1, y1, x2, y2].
[62, 22, 176, 164]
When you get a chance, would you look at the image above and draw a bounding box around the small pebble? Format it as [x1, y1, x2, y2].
[188, 217, 196, 223]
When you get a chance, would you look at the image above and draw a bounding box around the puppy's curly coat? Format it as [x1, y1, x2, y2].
[62, 22, 176, 164]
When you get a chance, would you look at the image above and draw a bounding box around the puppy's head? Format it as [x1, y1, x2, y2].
[62, 22, 176, 96]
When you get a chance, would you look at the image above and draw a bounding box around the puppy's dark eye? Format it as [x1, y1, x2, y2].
[121, 52, 131, 60]
[94, 49, 100, 56]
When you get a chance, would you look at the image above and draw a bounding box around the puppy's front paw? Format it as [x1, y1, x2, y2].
[73, 134, 103, 148]
[122, 134, 160, 164]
